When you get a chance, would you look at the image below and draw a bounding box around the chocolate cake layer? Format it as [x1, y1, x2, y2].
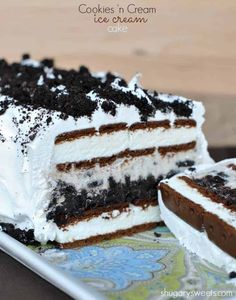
[160, 183, 236, 258]
[129, 120, 170, 131]
[48, 175, 162, 226]
[160, 183, 204, 231]
[99, 122, 128, 134]
[55, 119, 197, 144]
[55, 128, 97, 143]
[158, 141, 196, 156]
[60, 222, 158, 249]
[204, 212, 236, 258]
[180, 175, 236, 212]
[55, 122, 128, 144]
[174, 119, 196, 127]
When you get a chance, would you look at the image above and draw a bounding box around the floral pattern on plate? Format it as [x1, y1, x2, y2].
[39, 226, 236, 299]
[42, 246, 168, 290]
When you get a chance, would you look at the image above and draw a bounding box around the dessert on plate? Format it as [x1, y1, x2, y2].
[0, 55, 212, 246]
[159, 159, 236, 272]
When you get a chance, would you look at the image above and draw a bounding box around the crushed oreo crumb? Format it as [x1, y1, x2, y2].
[166, 170, 178, 179]
[22, 53, 30, 60]
[194, 172, 236, 207]
[0, 133, 6, 143]
[0, 222, 39, 245]
[154, 232, 161, 238]
[176, 160, 195, 168]
[0, 55, 194, 121]
[47, 175, 160, 226]
[229, 271, 236, 279]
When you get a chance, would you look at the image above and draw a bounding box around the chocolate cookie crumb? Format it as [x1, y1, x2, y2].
[0, 55, 194, 122]
[154, 232, 161, 238]
[229, 271, 236, 279]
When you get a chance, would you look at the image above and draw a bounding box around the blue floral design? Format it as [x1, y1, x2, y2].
[44, 246, 168, 290]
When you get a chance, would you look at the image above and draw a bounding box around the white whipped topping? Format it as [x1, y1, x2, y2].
[21, 59, 41, 68]
[37, 75, 44, 86]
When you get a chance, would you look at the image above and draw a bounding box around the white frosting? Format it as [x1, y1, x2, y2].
[163, 159, 236, 228]
[37, 75, 44, 86]
[159, 194, 236, 273]
[21, 58, 41, 68]
[53, 204, 160, 244]
[0, 64, 212, 243]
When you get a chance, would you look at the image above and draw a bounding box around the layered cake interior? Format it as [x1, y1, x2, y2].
[0, 55, 212, 245]
[159, 159, 236, 272]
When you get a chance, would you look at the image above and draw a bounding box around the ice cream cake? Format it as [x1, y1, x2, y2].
[0, 55, 212, 245]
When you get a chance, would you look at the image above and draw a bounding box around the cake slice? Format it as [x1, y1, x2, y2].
[159, 159, 236, 272]
[0, 55, 212, 245]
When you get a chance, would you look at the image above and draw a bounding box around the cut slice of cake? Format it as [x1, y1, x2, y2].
[0, 55, 212, 246]
[159, 159, 236, 272]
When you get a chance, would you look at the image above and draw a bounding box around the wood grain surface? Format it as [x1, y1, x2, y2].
[0, 0, 235, 146]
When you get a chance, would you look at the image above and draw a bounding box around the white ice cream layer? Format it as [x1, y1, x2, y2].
[53, 126, 197, 164]
[54, 148, 200, 193]
[54, 204, 160, 244]
[159, 194, 236, 273]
